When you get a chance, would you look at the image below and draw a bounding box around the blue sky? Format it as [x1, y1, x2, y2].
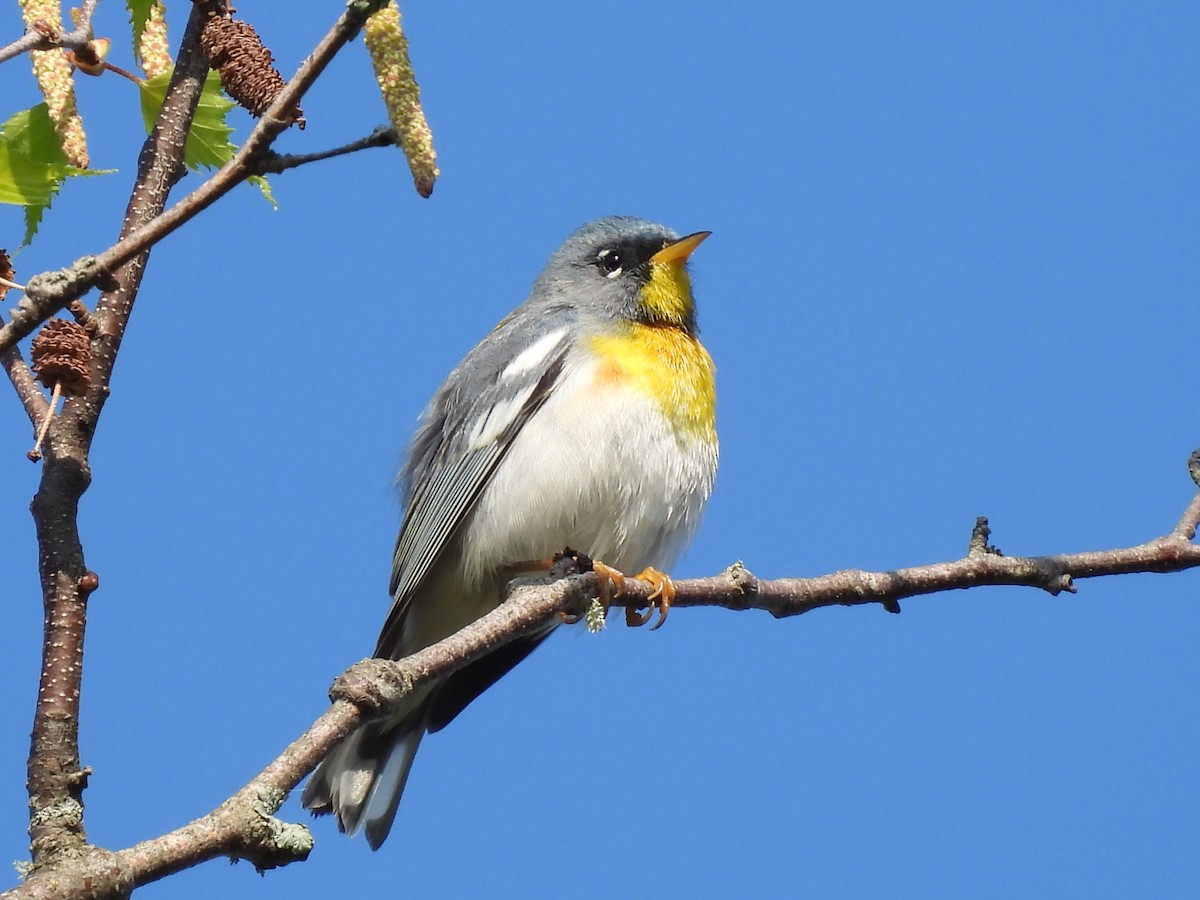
[2, 2, 1198, 897]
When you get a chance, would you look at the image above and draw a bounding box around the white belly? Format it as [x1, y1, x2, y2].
[461, 353, 717, 586]
[396, 353, 717, 657]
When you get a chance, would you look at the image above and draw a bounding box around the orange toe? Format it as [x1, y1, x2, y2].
[633, 567, 674, 630]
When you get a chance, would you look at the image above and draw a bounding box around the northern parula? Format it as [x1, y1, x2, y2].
[302, 216, 718, 848]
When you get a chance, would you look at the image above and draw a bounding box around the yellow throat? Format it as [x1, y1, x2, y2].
[588, 258, 717, 441]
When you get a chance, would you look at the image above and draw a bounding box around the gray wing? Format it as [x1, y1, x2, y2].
[374, 312, 571, 657]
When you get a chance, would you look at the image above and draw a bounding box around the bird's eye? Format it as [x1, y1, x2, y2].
[595, 248, 623, 278]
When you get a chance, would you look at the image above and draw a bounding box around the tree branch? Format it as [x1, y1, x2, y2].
[6, 1, 399, 894]
[20, 1, 214, 875]
[9, 470, 1200, 898]
[0, 0, 389, 357]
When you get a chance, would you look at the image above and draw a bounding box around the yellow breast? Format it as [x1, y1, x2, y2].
[587, 323, 717, 442]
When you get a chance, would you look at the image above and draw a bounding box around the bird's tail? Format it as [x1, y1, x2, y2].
[301, 703, 429, 850]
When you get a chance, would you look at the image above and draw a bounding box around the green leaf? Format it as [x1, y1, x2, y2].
[0, 141, 68, 206]
[0, 105, 112, 245]
[139, 70, 275, 205]
[127, 0, 155, 67]
[139, 70, 234, 170]
[249, 174, 276, 207]
[127, 0, 153, 50]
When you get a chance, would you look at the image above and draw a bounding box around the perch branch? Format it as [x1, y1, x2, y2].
[8, 471, 1200, 898]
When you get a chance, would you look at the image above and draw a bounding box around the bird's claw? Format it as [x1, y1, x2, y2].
[592, 562, 673, 630]
[592, 561, 626, 618]
[632, 567, 674, 630]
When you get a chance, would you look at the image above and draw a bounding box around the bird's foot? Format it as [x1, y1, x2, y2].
[592, 561, 673, 630]
[627, 567, 674, 630]
[587, 559, 623, 620]
[553, 552, 674, 630]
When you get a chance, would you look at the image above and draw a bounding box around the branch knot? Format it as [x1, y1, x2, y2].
[329, 658, 415, 719]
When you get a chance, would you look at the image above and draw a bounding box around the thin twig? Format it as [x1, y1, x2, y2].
[66, 300, 98, 336]
[250, 126, 398, 175]
[99, 60, 143, 85]
[1172, 490, 1200, 540]
[0, 0, 100, 66]
[1, 345, 48, 424]
[27, 380, 61, 460]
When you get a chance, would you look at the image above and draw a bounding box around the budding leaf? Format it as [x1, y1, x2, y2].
[127, 0, 156, 54]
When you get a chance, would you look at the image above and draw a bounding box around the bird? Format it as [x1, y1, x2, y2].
[302, 216, 718, 848]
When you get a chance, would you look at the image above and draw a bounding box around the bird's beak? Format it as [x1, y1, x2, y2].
[650, 231, 711, 266]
